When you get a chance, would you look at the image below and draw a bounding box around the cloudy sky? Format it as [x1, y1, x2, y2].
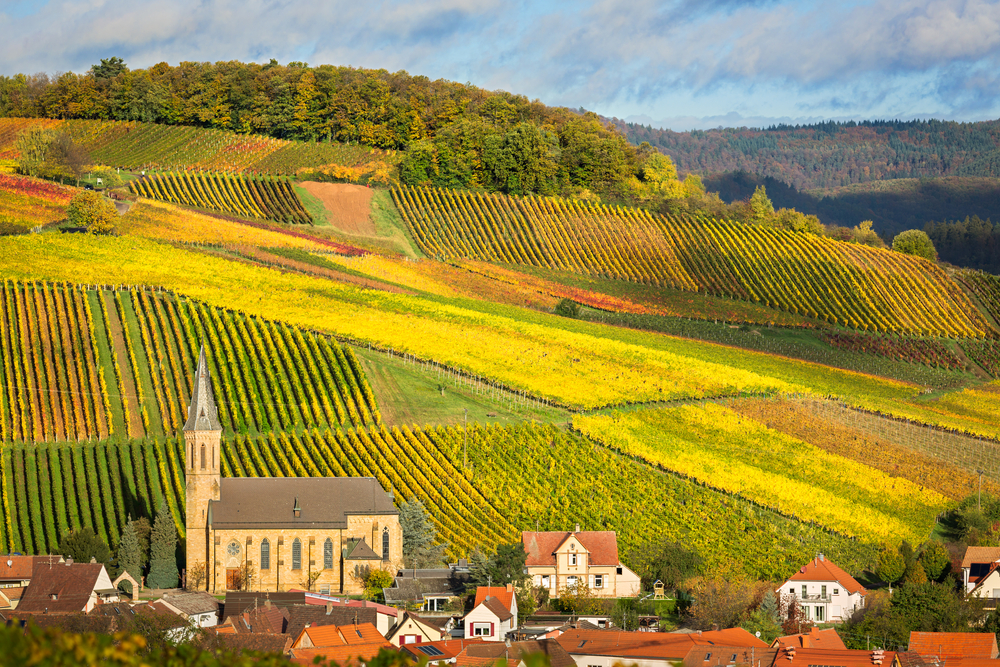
[2, 0, 999, 131]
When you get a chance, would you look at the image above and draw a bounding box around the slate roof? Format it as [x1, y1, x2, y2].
[210, 477, 397, 529]
[184, 347, 222, 432]
[456, 639, 576, 667]
[521, 531, 620, 567]
[17, 562, 107, 613]
[773, 628, 847, 650]
[908, 633, 999, 660]
[961, 547, 1000, 569]
[784, 556, 867, 595]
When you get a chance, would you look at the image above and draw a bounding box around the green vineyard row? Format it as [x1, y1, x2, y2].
[392, 185, 991, 338]
[129, 171, 311, 224]
[0, 422, 875, 580]
[0, 281, 380, 444]
[959, 269, 1000, 324]
[0, 118, 394, 175]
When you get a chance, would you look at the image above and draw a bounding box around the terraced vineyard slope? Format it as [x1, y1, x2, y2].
[394, 185, 991, 337]
[0, 281, 379, 443]
[0, 118, 394, 176]
[129, 172, 311, 224]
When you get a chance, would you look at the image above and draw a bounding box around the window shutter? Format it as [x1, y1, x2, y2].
[589, 575, 595, 588]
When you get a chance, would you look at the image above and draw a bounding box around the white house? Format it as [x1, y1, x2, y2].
[775, 554, 866, 623]
[961, 547, 1000, 593]
[522, 527, 641, 599]
[385, 610, 446, 646]
[464, 585, 517, 641]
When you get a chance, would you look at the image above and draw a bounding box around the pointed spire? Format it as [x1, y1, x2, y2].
[184, 346, 222, 432]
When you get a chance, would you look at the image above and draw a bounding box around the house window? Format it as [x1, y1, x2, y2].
[815, 606, 824, 622]
[570, 554, 577, 566]
[260, 539, 270, 570]
[292, 538, 302, 570]
[801, 585, 807, 598]
[382, 528, 390, 561]
[803, 606, 811, 620]
[567, 576, 578, 587]
[324, 538, 334, 570]
[472, 622, 493, 637]
[616, 566, 623, 575]
[594, 575, 604, 588]
[789, 587, 794, 596]
[821, 585, 827, 598]
[542, 575, 550, 588]
[401, 635, 422, 644]
[834, 588, 840, 595]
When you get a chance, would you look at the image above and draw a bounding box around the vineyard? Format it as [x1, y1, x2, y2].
[0, 280, 380, 444]
[0, 421, 877, 580]
[573, 403, 949, 544]
[0, 173, 75, 231]
[129, 172, 311, 224]
[962, 340, 1000, 377]
[393, 185, 992, 337]
[820, 331, 965, 370]
[0, 118, 395, 176]
[959, 269, 1000, 324]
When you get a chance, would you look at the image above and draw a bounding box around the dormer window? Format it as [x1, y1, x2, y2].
[293, 497, 301, 518]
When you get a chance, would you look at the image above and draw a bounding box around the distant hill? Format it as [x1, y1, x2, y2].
[703, 172, 1000, 239]
[615, 118, 1000, 190]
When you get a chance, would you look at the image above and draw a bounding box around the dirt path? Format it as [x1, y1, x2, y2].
[101, 291, 145, 437]
[299, 182, 375, 235]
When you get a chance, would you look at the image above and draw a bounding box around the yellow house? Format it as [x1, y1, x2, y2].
[521, 526, 640, 599]
[184, 348, 402, 595]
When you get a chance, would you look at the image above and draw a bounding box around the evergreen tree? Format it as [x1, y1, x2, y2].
[146, 502, 178, 590]
[399, 498, 448, 569]
[117, 517, 141, 595]
[58, 527, 112, 569]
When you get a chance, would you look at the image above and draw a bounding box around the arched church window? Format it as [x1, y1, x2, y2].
[324, 538, 333, 570]
[382, 528, 389, 561]
[261, 539, 270, 570]
[292, 538, 302, 570]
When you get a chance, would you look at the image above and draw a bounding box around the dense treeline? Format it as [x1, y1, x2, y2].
[617, 118, 1000, 190]
[925, 216, 1000, 273]
[0, 59, 673, 199]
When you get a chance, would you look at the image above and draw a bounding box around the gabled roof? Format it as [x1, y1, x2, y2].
[285, 604, 379, 639]
[474, 586, 514, 611]
[682, 645, 780, 667]
[961, 547, 1000, 570]
[908, 632, 999, 660]
[184, 346, 222, 432]
[345, 538, 382, 561]
[210, 477, 397, 529]
[555, 628, 767, 661]
[456, 639, 576, 667]
[401, 638, 485, 662]
[474, 596, 514, 622]
[385, 610, 444, 642]
[783, 556, 866, 595]
[773, 628, 847, 651]
[17, 562, 107, 613]
[294, 622, 385, 649]
[522, 531, 620, 567]
[224, 605, 289, 634]
[289, 642, 389, 666]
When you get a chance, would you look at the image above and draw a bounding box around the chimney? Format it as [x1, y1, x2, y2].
[65, 557, 73, 565]
[90, 557, 96, 564]
[818, 553, 824, 562]
[506, 583, 513, 593]
[326, 602, 333, 615]
[711, 623, 719, 632]
[575, 523, 580, 533]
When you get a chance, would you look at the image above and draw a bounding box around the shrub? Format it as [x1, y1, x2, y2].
[893, 229, 937, 261]
[67, 191, 118, 234]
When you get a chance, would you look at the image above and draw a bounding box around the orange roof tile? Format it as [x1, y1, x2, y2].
[522, 531, 620, 567]
[908, 633, 998, 660]
[682, 645, 779, 667]
[785, 557, 867, 595]
[961, 547, 1000, 570]
[775, 647, 896, 667]
[289, 642, 390, 666]
[773, 628, 847, 651]
[555, 628, 767, 661]
[474, 586, 514, 611]
[295, 622, 385, 649]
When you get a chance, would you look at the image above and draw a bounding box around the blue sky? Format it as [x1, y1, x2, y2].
[1, 0, 999, 131]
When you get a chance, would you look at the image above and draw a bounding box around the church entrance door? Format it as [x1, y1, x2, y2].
[226, 568, 240, 590]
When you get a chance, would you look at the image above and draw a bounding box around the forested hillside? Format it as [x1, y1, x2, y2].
[620, 118, 1000, 190]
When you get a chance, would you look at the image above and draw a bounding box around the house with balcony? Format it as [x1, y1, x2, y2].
[522, 526, 641, 599]
[775, 554, 866, 623]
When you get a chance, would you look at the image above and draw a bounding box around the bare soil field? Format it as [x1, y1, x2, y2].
[299, 182, 375, 235]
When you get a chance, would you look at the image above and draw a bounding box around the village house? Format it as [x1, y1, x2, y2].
[384, 609, 447, 646]
[960, 547, 1000, 595]
[0, 555, 50, 609]
[287, 622, 392, 666]
[400, 638, 485, 664]
[775, 554, 866, 623]
[183, 349, 402, 595]
[453, 639, 576, 667]
[464, 585, 518, 642]
[554, 627, 768, 667]
[17, 558, 119, 614]
[158, 590, 220, 628]
[522, 526, 640, 599]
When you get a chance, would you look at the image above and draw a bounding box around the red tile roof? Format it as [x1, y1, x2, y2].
[555, 628, 767, 661]
[682, 645, 779, 667]
[474, 586, 514, 611]
[401, 638, 486, 662]
[908, 633, 999, 660]
[0, 555, 50, 581]
[775, 647, 897, 667]
[961, 547, 1000, 569]
[17, 562, 107, 613]
[456, 639, 576, 667]
[773, 628, 847, 650]
[289, 641, 390, 665]
[522, 531, 620, 567]
[785, 557, 866, 595]
[293, 622, 386, 649]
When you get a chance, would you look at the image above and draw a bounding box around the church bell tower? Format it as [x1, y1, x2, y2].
[184, 346, 222, 589]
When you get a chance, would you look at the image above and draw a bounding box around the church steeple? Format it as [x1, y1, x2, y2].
[184, 346, 222, 433]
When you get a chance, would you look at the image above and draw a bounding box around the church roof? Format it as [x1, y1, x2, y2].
[184, 346, 222, 432]
[209, 477, 398, 529]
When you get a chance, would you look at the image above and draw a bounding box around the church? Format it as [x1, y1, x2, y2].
[184, 348, 403, 595]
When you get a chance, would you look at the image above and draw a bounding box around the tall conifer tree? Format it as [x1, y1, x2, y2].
[147, 502, 178, 589]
